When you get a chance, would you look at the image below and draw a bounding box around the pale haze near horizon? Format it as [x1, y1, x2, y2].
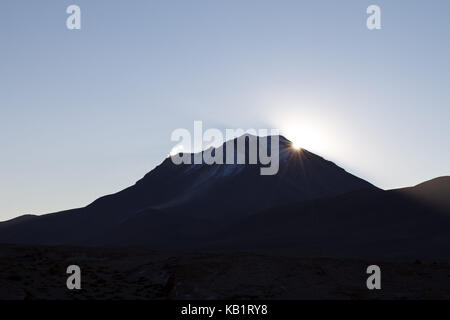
[1, 0, 449, 221]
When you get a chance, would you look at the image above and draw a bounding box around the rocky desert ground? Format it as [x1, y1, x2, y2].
[1, 244, 450, 300]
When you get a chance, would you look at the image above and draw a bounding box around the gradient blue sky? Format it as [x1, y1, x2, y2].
[1, 0, 449, 221]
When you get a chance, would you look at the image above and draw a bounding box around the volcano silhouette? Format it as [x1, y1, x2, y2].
[1, 135, 449, 257]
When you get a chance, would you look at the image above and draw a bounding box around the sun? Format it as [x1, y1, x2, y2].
[291, 140, 302, 150]
[282, 123, 322, 152]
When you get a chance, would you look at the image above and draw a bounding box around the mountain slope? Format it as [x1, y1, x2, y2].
[202, 177, 450, 257]
[85, 135, 377, 220]
[4, 138, 449, 258]
[0, 135, 377, 247]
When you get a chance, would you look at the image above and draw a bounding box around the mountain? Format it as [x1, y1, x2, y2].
[0, 135, 376, 247]
[400, 177, 450, 212]
[0, 135, 449, 258]
[203, 177, 450, 258]
[86, 134, 377, 220]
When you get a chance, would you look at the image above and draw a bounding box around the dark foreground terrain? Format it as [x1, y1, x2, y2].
[1, 244, 450, 300]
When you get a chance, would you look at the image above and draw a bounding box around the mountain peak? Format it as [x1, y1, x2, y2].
[0, 135, 377, 248]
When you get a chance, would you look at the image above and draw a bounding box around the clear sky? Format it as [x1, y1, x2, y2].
[1, 0, 449, 221]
